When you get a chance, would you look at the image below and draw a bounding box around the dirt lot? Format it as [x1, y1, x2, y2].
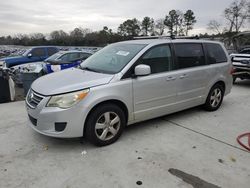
[0, 81, 250, 188]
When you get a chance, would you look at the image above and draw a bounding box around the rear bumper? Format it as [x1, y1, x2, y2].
[233, 65, 250, 78]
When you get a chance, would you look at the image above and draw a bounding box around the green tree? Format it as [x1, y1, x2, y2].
[118, 18, 141, 36]
[50, 30, 68, 45]
[29, 33, 46, 45]
[183, 10, 196, 36]
[164, 10, 182, 36]
[141, 17, 154, 36]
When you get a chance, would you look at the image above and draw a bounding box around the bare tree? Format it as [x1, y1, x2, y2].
[207, 20, 222, 34]
[155, 19, 166, 35]
[224, 0, 250, 33]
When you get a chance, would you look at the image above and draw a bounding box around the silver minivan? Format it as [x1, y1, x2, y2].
[26, 39, 233, 146]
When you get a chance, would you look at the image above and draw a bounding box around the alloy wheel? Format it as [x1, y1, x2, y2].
[95, 112, 121, 141]
[210, 88, 222, 108]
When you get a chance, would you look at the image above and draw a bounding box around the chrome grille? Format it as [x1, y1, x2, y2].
[26, 90, 44, 108]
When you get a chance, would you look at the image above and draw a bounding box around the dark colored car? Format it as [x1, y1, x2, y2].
[44, 51, 93, 73]
[0, 46, 59, 68]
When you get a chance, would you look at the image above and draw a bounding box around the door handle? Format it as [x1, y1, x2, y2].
[180, 74, 188, 79]
[166, 76, 176, 81]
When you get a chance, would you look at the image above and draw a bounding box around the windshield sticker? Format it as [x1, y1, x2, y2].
[116, 51, 130, 56]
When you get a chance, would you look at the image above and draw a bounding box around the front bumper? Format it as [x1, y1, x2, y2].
[233, 64, 250, 78]
[26, 91, 89, 138]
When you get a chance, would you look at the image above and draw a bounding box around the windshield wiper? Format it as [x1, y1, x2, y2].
[81, 67, 102, 73]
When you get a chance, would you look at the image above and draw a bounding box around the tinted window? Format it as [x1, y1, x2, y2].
[174, 43, 205, 69]
[67, 53, 80, 62]
[80, 52, 92, 60]
[32, 48, 46, 57]
[60, 53, 80, 62]
[205, 43, 227, 64]
[45, 52, 64, 61]
[48, 48, 58, 56]
[139, 45, 172, 74]
[239, 49, 250, 54]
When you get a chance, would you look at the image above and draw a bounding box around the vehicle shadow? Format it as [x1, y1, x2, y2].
[234, 79, 250, 87]
[30, 102, 229, 151]
[123, 106, 201, 135]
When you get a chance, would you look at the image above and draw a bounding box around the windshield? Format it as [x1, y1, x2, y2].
[81, 43, 147, 74]
[45, 52, 64, 62]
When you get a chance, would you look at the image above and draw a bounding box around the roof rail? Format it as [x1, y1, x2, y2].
[133, 35, 175, 40]
[174, 35, 199, 39]
[133, 35, 199, 40]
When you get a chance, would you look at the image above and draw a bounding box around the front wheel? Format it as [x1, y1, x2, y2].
[204, 84, 224, 111]
[85, 103, 126, 146]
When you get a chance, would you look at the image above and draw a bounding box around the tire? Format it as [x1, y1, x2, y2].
[85, 103, 126, 146]
[204, 84, 225, 111]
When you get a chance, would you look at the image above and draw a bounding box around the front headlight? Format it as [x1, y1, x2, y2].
[46, 89, 89, 109]
[0, 61, 5, 67]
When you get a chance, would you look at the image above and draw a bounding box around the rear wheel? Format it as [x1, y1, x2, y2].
[204, 84, 224, 111]
[85, 103, 126, 146]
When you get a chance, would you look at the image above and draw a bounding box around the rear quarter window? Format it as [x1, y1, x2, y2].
[205, 43, 227, 64]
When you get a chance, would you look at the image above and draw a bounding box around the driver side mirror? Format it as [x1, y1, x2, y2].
[27, 53, 32, 58]
[134, 64, 151, 76]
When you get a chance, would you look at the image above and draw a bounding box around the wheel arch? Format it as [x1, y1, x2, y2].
[83, 99, 129, 136]
[213, 80, 225, 91]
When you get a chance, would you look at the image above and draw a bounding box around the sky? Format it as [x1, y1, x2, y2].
[0, 0, 247, 36]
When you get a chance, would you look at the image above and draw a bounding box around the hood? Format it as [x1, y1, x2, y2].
[230, 53, 250, 57]
[31, 68, 114, 95]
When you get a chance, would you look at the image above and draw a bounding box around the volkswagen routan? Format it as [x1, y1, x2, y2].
[26, 38, 233, 146]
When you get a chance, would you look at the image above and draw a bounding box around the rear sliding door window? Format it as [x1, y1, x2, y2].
[205, 43, 227, 64]
[174, 43, 205, 69]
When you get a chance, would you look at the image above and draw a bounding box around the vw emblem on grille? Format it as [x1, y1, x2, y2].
[28, 91, 34, 103]
[30, 92, 34, 100]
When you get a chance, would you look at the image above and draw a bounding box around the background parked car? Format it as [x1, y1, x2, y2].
[239, 48, 250, 54]
[44, 51, 93, 73]
[0, 46, 59, 68]
[10, 50, 93, 86]
[230, 48, 250, 83]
